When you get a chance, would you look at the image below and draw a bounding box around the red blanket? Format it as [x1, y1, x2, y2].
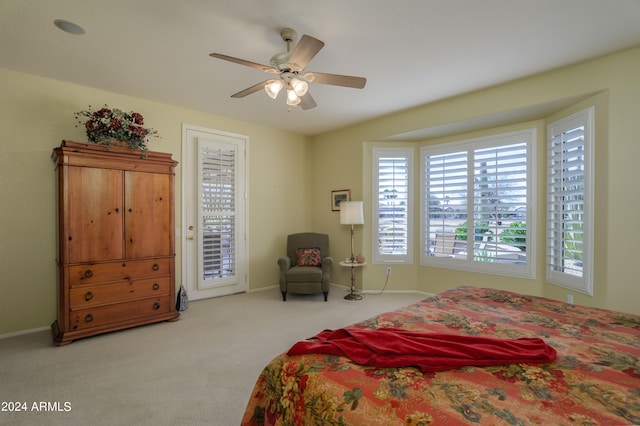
[287, 328, 556, 372]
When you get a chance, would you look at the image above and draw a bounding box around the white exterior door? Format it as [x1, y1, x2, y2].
[182, 125, 248, 300]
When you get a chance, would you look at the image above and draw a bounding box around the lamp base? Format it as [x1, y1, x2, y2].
[344, 290, 363, 301]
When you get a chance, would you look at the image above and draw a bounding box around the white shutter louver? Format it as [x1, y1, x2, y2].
[473, 143, 527, 263]
[378, 156, 408, 255]
[200, 145, 236, 282]
[422, 129, 534, 278]
[373, 148, 413, 263]
[547, 107, 593, 295]
[425, 151, 468, 258]
[548, 127, 584, 277]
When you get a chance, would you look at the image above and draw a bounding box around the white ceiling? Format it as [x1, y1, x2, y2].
[2, 0, 640, 137]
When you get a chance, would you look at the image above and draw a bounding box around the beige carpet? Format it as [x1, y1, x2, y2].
[0, 285, 427, 426]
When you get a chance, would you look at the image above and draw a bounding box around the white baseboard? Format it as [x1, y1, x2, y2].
[363, 289, 434, 296]
[250, 283, 434, 297]
[0, 325, 50, 340]
[248, 284, 279, 293]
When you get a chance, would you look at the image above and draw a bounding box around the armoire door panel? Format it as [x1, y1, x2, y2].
[67, 166, 123, 263]
[124, 171, 172, 258]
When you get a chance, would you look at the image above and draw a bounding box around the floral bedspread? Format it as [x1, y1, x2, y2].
[241, 286, 640, 425]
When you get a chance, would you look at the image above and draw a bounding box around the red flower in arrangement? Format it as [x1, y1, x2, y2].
[131, 112, 144, 125]
[74, 104, 159, 153]
[109, 118, 122, 130]
[95, 107, 111, 118]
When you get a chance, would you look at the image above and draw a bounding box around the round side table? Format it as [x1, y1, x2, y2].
[339, 261, 366, 300]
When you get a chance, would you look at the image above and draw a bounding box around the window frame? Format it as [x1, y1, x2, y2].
[372, 147, 414, 264]
[420, 129, 536, 279]
[546, 107, 594, 295]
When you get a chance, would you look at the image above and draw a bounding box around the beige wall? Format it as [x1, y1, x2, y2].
[313, 47, 640, 316]
[2, 46, 639, 335]
[0, 67, 310, 335]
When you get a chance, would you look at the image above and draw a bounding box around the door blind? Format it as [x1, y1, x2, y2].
[200, 145, 236, 281]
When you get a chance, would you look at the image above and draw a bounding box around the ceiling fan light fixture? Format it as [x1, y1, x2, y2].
[264, 79, 284, 99]
[286, 88, 301, 106]
[302, 72, 316, 83]
[210, 28, 366, 110]
[289, 78, 308, 96]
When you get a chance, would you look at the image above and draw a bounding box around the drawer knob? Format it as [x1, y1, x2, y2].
[85, 313, 94, 323]
[85, 291, 94, 302]
[152, 282, 160, 290]
[153, 302, 161, 310]
[84, 269, 93, 278]
[152, 263, 160, 271]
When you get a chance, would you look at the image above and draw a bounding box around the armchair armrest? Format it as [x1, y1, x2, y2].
[321, 256, 333, 273]
[278, 256, 291, 271]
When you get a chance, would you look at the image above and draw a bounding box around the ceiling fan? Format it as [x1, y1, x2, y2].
[209, 28, 366, 110]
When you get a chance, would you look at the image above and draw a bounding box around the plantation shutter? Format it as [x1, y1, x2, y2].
[547, 107, 593, 295]
[473, 143, 528, 263]
[198, 142, 237, 285]
[425, 150, 469, 257]
[422, 129, 534, 278]
[373, 148, 412, 263]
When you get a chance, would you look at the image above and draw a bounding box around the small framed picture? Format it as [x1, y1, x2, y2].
[331, 189, 351, 211]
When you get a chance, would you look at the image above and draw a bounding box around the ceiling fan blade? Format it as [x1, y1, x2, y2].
[230, 81, 268, 98]
[299, 92, 317, 110]
[210, 53, 279, 74]
[288, 35, 325, 72]
[309, 72, 366, 89]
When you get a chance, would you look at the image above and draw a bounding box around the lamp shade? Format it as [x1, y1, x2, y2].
[340, 201, 364, 225]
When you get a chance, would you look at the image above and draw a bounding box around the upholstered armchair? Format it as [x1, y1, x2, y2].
[278, 232, 333, 301]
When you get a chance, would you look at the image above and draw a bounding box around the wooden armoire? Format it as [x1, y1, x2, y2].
[51, 141, 179, 345]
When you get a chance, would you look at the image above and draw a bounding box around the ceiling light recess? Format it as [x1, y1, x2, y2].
[54, 19, 86, 35]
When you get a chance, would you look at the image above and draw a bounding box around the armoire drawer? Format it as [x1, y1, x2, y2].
[69, 296, 173, 331]
[69, 277, 170, 309]
[68, 258, 171, 286]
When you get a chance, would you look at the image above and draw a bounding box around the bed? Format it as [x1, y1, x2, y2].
[241, 286, 640, 425]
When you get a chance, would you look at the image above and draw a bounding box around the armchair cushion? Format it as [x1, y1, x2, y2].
[285, 265, 324, 282]
[296, 247, 322, 266]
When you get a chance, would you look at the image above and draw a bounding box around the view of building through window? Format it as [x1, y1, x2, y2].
[373, 148, 413, 263]
[421, 130, 534, 277]
[547, 107, 593, 295]
[426, 143, 528, 264]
